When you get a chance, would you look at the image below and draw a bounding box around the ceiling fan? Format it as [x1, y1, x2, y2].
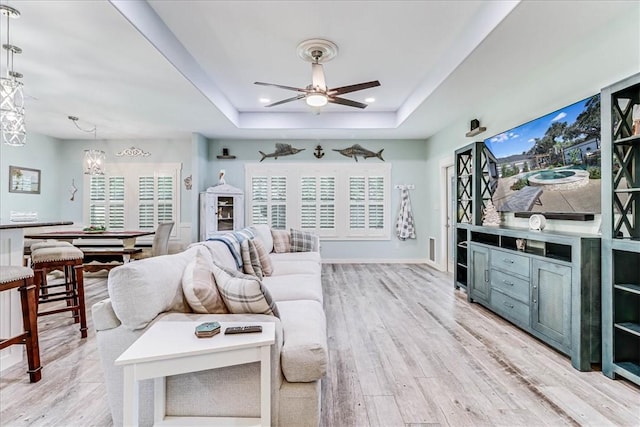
[254, 39, 380, 109]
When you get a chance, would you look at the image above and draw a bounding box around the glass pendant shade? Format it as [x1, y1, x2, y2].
[84, 149, 106, 175]
[1, 76, 26, 146]
[1, 4, 26, 146]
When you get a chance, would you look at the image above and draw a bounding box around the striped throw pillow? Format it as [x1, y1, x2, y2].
[182, 250, 229, 314]
[212, 264, 280, 317]
[241, 239, 264, 280]
[253, 238, 273, 276]
[272, 229, 291, 253]
[290, 228, 315, 252]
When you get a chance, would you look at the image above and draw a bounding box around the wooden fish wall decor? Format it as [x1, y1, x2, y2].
[333, 144, 384, 162]
[259, 143, 305, 162]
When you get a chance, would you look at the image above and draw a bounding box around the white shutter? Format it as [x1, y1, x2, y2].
[349, 176, 366, 229]
[157, 175, 174, 224]
[301, 176, 317, 229]
[368, 176, 385, 229]
[108, 176, 125, 230]
[319, 176, 335, 230]
[251, 177, 268, 225]
[138, 176, 155, 229]
[89, 176, 106, 226]
[270, 176, 287, 230]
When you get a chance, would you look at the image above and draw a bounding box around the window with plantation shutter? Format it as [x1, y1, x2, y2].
[246, 163, 389, 240]
[84, 163, 180, 238]
[88, 175, 125, 229]
[248, 174, 288, 229]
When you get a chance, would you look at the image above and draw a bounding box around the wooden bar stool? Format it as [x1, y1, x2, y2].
[31, 246, 87, 339]
[0, 266, 42, 383]
[29, 240, 74, 298]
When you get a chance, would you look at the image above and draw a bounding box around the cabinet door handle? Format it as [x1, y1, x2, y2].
[533, 299, 537, 304]
[503, 258, 514, 264]
[484, 270, 489, 282]
[503, 301, 514, 309]
[503, 280, 514, 286]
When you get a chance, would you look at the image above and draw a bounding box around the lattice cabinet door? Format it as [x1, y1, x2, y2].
[455, 145, 473, 223]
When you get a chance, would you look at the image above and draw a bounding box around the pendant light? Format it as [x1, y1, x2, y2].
[69, 115, 106, 175]
[0, 4, 26, 146]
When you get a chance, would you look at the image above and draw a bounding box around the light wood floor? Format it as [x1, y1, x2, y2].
[1, 265, 638, 426]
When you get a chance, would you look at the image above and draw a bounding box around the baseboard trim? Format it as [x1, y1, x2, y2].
[322, 258, 429, 264]
[425, 259, 446, 272]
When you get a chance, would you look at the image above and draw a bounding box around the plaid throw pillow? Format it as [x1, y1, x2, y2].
[182, 250, 229, 314]
[212, 263, 280, 317]
[241, 239, 264, 280]
[253, 238, 273, 276]
[290, 228, 315, 252]
[272, 229, 291, 253]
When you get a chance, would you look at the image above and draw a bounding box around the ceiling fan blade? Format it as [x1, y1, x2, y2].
[254, 82, 308, 93]
[328, 80, 381, 96]
[328, 96, 368, 109]
[311, 63, 327, 91]
[264, 94, 306, 107]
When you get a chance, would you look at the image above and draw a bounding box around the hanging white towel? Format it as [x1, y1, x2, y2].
[396, 188, 416, 240]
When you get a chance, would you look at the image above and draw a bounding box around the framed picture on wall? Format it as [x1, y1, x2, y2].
[9, 165, 41, 194]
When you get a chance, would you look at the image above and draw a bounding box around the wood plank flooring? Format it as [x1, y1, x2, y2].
[319, 264, 639, 427]
[1, 264, 638, 426]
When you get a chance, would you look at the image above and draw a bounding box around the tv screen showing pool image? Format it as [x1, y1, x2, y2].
[484, 94, 601, 214]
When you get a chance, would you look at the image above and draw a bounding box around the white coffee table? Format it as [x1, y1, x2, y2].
[115, 321, 275, 427]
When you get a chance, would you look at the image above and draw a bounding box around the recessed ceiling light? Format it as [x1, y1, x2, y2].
[365, 97, 375, 103]
[259, 98, 270, 104]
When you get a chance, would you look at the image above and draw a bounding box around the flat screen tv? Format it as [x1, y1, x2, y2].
[484, 94, 601, 215]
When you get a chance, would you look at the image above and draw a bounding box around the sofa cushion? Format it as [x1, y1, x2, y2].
[108, 247, 196, 330]
[212, 264, 280, 317]
[241, 239, 264, 280]
[270, 251, 321, 265]
[253, 238, 273, 276]
[251, 224, 274, 253]
[290, 229, 315, 252]
[277, 300, 327, 382]
[182, 250, 228, 314]
[271, 260, 322, 276]
[262, 274, 323, 303]
[272, 229, 291, 253]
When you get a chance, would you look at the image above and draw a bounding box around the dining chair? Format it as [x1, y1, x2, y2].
[132, 222, 175, 259]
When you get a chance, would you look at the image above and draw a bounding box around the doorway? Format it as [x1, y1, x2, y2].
[446, 165, 455, 273]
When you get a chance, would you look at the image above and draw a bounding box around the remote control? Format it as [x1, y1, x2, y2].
[224, 325, 263, 334]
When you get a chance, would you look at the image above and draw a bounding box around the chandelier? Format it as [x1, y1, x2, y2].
[69, 115, 106, 175]
[0, 4, 26, 147]
[83, 149, 106, 175]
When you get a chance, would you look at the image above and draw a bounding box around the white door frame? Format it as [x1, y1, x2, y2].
[439, 156, 455, 273]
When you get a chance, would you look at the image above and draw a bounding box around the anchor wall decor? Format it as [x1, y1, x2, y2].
[314, 145, 325, 159]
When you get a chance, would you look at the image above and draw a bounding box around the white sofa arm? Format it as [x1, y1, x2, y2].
[92, 299, 121, 331]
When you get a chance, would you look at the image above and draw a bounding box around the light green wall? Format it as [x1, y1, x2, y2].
[0, 132, 64, 221]
[209, 139, 428, 262]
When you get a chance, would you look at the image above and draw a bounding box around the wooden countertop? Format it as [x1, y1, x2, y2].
[0, 220, 73, 230]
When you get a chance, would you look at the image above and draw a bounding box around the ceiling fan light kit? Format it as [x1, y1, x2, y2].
[255, 38, 380, 110]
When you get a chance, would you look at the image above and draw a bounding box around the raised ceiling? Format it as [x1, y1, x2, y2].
[4, 0, 639, 141]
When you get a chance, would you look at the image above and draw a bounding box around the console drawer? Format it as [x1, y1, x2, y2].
[490, 249, 530, 278]
[491, 289, 530, 327]
[491, 269, 530, 303]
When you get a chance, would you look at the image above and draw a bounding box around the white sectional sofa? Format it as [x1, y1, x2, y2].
[91, 226, 326, 426]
